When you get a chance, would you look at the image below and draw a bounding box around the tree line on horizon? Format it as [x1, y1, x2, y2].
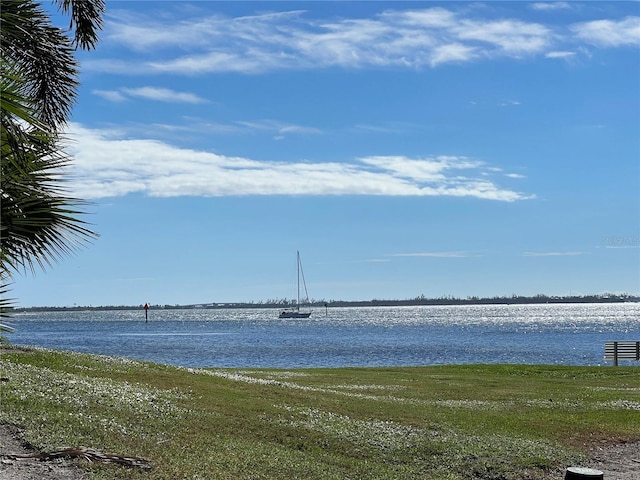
[13, 292, 639, 312]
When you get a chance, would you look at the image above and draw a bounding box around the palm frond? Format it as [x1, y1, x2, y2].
[1, 126, 97, 275]
[0, 0, 104, 312]
[52, 0, 106, 50]
[1, 0, 79, 126]
[0, 276, 16, 343]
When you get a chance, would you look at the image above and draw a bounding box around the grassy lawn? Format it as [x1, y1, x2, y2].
[1, 345, 638, 479]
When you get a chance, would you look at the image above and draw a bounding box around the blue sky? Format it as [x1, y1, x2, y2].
[13, 1, 640, 307]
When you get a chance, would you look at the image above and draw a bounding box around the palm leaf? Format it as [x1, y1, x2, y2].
[1, 0, 79, 126]
[52, 0, 105, 50]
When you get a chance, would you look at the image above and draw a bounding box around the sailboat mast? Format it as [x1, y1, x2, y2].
[296, 250, 300, 311]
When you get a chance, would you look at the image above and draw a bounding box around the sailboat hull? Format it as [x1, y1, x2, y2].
[279, 311, 312, 319]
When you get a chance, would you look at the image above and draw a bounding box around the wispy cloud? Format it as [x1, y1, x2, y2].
[353, 121, 422, 135]
[545, 51, 577, 59]
[63, 123, 533, 202]
[122, 87, 207, 104]
[99, 118, 324, 142]
[85, 7, 639, 75]
[499, 99, 521, 107]
[523, 251, 584, 257]
[389, 252, 476, 258]
[235, 119, 322, 137]
[571, 17, 640, 47]
[94, 86, 207, 104]
[93, 89, 127, 102]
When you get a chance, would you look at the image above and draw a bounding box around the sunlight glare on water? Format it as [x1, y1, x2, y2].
[9, 303, 639, 368]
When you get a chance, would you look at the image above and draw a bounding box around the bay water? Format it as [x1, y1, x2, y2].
[8, 303, 639, 368]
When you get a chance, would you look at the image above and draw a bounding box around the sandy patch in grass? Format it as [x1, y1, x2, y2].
[588, 441, 640, 480]
[0, 424, 86, 480]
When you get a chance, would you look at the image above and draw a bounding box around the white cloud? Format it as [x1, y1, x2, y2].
[531, 2, 571, 11]
[381, 8, 457, 29]
[63, 123, 533, 202]
[545, 51, 576, 59]
[455, 19, 551, 55]
[429, 43, 478, 66]
[359, 155, 483, 183]
[571, 17, 640, 47]
[85, 7, 635, 75]
[93, 86, 207, 104]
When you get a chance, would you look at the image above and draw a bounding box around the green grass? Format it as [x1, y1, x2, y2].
[1, 346, 638, 479]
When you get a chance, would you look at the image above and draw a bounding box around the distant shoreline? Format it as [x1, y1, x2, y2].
[12, 293, 639, 312]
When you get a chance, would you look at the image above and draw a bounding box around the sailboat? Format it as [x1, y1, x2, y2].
[279, 251, 312, 318]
